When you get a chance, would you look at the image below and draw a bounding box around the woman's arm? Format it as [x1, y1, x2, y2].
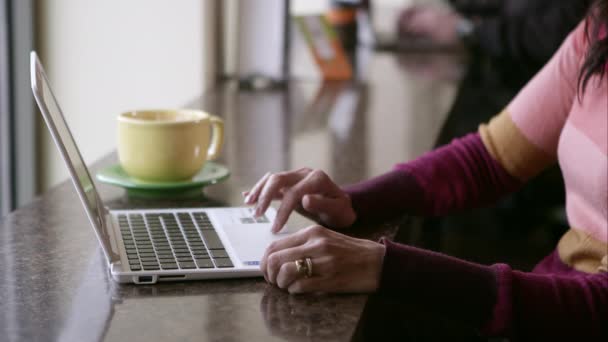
[343, 132, 521, 221]
[378, 240, 608, 339]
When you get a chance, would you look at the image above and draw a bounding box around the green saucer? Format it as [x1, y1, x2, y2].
[96, 162, 230, 199]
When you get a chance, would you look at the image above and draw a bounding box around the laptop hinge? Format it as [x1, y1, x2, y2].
[101, 208, 121, 264]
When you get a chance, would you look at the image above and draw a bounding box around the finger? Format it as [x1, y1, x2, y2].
[245, 172, 271, 205]
[271, 170, 336, 233]
[266, 244, 311, 284]
[275, 261, 299, 289]
[266, 245, 336, 286]
[301, 194, 355, 228]
[288, 276, 329, 294]
[255, 168, 311, 217]
[260, 227, 316, 279]
[275, 256, 334, 290]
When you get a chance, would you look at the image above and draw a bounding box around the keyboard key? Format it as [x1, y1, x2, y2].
[161, 263, 178, 270]
[213, 258, 234, 268]
[255, 216, 269, 223]
[201, 230, 224, 250]
[130, 264, 142, 271]
[195, 258, 214, 268]
[210, 249, 228, 258]
[143, 264, 160, 271]
[193, 212, 208, 219]
[179, 261, 196, 269]
[159, 257, 177, 263]
[198, 223, 214, 231]
[129, 260, 140, 266]
[140, 257, 158, 262]
[178, 214, 195, 223]
[192, 251, 210, 258]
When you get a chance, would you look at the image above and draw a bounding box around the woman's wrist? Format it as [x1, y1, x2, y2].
[342, 168, 424, 223]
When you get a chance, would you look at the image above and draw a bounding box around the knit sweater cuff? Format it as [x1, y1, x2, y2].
[342, 169, 423, 224]
[377, 239, 504, 331]
[480, 263, 513, 335]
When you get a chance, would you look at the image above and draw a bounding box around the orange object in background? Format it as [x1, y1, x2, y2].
[326, 6, 358, 26]
[295, 16, 353, 81]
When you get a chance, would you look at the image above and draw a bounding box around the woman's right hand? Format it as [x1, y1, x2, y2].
[243, 168, 356, 233]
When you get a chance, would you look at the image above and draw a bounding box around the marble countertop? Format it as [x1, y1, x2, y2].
[0, 50, 467, 341]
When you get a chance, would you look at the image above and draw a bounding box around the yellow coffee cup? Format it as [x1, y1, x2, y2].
[117, 109, 224, 182]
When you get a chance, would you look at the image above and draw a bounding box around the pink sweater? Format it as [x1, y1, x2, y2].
[344, 20, 608, 340]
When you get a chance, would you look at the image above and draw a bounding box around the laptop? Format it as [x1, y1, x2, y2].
[30, 51, 299, 284]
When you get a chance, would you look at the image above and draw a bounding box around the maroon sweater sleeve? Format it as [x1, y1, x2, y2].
[379, 240, 608, 339]
[343, 132, 521, 222]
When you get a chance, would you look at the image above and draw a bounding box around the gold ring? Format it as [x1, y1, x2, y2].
[305, 257, 313, 278]
[295, 259, 307, 277]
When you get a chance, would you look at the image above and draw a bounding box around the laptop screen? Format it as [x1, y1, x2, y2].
[30, 52, 116, 262]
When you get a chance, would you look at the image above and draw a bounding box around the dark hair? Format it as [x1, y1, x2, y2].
[578, 0, 608, 94]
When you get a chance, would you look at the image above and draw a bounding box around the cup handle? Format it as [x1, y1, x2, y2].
[206, 115, 224, 160]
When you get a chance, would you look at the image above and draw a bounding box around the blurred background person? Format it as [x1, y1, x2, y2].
[398, 0, 592, 85]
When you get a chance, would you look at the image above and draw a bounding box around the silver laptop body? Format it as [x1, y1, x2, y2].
[30, 51, 294, 284]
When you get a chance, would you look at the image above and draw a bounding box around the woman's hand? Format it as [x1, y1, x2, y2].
[243, 168, 356, 233]
[261, 225, 386, 294]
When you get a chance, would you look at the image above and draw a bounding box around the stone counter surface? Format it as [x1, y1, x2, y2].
[0, 52, 466, 341]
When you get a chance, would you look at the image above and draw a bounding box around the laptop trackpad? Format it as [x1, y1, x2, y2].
[220, 224, 292, 263]
[216, 207, 314, 264]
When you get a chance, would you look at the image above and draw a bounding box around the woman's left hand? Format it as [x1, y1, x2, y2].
[261, 225, 386, 294]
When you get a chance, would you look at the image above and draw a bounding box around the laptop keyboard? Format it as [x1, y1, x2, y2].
[117, 212, 234, 271]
